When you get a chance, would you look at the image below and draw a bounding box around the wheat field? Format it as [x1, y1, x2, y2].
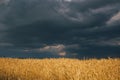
[0, 58, 119, 80]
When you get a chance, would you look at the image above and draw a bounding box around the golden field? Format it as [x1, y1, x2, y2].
[0, 58, 120, 80]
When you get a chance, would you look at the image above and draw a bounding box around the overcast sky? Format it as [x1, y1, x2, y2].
[0, 0, 120, 58]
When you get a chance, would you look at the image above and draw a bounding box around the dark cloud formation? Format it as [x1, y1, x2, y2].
[0, 0, 120, 58]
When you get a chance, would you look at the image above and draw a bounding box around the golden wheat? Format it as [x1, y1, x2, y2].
[0, 58, 120, 80]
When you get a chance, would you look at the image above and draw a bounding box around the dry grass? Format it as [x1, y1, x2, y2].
[0, 58, 120, 80]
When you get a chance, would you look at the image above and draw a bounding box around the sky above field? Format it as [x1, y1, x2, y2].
[0, 0, 120, 58]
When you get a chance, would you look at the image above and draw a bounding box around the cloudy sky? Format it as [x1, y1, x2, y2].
[0, 0, 120, 58]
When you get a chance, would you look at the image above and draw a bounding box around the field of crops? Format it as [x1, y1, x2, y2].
[0, 58, 119, 80]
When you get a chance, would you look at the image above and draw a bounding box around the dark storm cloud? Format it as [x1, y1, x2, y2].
[0, 0, 120, 58]
[56, 0, 120, 25]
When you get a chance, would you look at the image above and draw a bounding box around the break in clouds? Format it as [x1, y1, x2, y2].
[0, 0, 120, 58]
